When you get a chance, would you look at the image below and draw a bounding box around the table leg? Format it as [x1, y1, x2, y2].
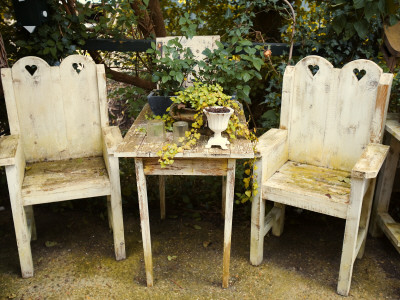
[222, 159, 236, 288]
[159, 175, 166, 220]
[135, 158, 154, 287]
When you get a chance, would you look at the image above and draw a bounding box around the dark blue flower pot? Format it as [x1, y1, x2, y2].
[147, 91, 173, 116]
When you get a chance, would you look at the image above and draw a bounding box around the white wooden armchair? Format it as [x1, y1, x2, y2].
[0, 55, 126, 278]
[250, 56, 393, 296]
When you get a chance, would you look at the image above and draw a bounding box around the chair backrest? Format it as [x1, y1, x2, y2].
[1, 55, 109, 162]
[280, 55, 393, 171]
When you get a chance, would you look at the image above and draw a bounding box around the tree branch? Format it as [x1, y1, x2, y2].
[130, 0, 155, 38]
[148, 0, 167, 37]
[88, 50, 156, 90]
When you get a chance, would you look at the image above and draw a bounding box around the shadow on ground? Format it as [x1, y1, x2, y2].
[0, 196, 399, 300]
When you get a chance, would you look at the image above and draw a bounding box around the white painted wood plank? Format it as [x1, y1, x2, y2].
[337, 178, 366, 296]
[351, 143, 389, 178]
[11, 56, 68, 162]
[279, 66, 295, 130]
[0, 135, 19, 166]
[222, 158, 235, 288]
[143, 158, 228, 176]
[60, 55, 103, 158]
[5, 140, 32, 278]
[107, 154, 126, 261]
[96, 64, 109, 127]
[264, 161, 351, 219]
[325, 60, 383, 171]
[135, 158, 154, 287]
[287, 56, 336, 166]
[370, 73, 393, 143]
[256, 128, 288, 182]
[21, 157, 111, 205]
[1, 68, 20, 134]
[250, 157, 265, 266]
[103, 126, 123, 155]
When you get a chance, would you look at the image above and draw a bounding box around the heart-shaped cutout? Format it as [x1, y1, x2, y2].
[72, 62, 84, 74]
[308, 64, 319, 76]
[353, 68, 366, 81]
[25, 65, 37, 76]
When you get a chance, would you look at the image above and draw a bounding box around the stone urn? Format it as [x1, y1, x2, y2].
[203, 106, 234, 149]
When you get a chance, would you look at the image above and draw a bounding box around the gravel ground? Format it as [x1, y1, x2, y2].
[0, 199, 399, 300]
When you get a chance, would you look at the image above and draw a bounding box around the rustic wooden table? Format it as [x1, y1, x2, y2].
[115, 104, 254, 288]
[370, 113, 400, 253]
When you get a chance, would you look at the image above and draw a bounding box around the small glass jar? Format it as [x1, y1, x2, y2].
[173, 121, 189, 146]
[147, 119, 165, 143]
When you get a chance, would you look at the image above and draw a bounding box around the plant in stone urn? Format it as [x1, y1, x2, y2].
[203, 106, 234, 149]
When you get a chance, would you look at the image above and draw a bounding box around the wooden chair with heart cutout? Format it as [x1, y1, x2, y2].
[250, 55, 393, 296]
[0, 55, 126, 278]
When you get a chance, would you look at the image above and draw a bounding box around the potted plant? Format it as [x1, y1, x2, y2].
[157, 82, 252, 164]
[146, 38, 197, 116]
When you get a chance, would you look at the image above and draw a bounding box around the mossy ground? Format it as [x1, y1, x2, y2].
[1, 195, 399, 300]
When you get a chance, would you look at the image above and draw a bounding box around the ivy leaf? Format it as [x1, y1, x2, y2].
[353, 19, 369, 39]
[224, 7, 233, 19]
[332, 15, 346, 34]
[252, 59, 263, 71]
[242, 72, 251, 82]
[142, 0, 149, 6]
[364, 2, 378, 21]
[353, 0, 365, 9]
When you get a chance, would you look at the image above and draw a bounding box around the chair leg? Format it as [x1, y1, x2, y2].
[337, 178, 366, 296]
[107, 156, 126, 261]
[250, 158, 265, 266]
[6, 165, 34, 278]
[357, 179, 375, 259]
[24, 205, 37, 241]
[272, 203, 285, 237]
[159, 175, 165, 220]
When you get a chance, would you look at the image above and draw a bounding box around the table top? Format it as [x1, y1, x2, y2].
[115, 104, 254, 159]
[386, 113, 400, 141]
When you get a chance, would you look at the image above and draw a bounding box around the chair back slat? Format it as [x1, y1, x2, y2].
[283, 55, 391, 171]
[5, 55, 106, 162]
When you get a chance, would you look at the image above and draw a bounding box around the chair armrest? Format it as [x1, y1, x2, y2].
[256, 128, 289, 182]
[102, 126, 123, 156]
[352, 143, 389, 179]
[0, 135, 21, 166]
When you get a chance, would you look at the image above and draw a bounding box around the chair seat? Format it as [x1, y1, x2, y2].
[263, 161, 351, 219]
[21, 156, 111, 205]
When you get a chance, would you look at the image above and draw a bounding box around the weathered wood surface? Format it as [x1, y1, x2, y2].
[0, 55, 126, 277]
[251, 55, 393, 297]
[0, 135, 19, 166]
[103, 126, 123, 155]
[284, 56, 392, 171]
[21, 157, 110, 205]
[263, 161, 351, 219]
[116, 104, 254, 159]
[351, 143, 389, 178]
[8, 55, 104, 162]
[143, 158, 228, 176]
